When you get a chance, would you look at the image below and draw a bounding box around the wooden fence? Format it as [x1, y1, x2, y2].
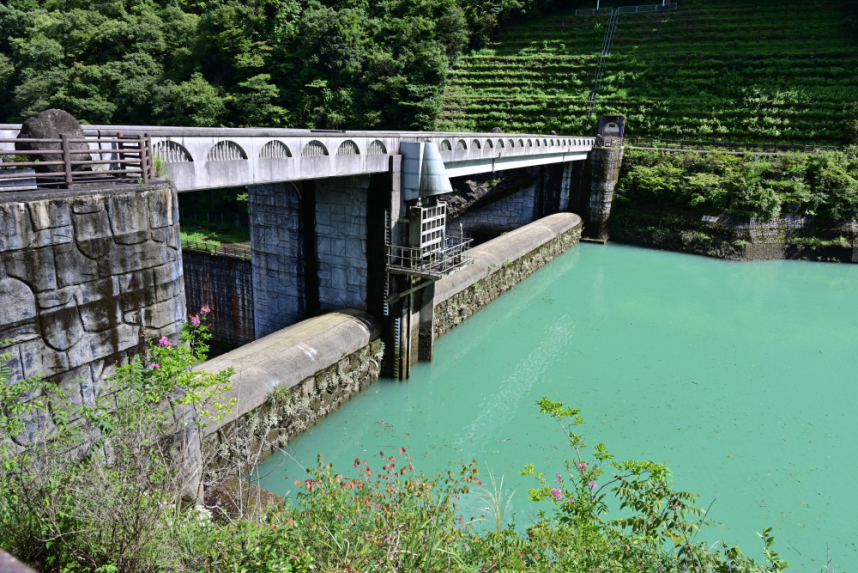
[0, 132, 155, 190]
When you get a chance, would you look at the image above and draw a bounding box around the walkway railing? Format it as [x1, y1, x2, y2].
[386, 235, 473, 280]
[576, 4, 677, 16]
[0, 133, 155, 190]
[181, 239, 252, 260]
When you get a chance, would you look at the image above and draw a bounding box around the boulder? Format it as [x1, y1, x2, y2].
[15, 109, 92, 173]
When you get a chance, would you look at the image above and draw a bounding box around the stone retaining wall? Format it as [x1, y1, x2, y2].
[434, 213, 583, 338]
[198, 309, 382, 468]
[0, 181, 185, 443]
[209, 338, 383, 470]
[611, 208, 858, 263]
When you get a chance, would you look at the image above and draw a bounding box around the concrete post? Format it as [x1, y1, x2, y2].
[248, 182, 306, 337]
[585, 147, 624, 241]
[541, 163, 566, 216]
[417, 282, 436, 362]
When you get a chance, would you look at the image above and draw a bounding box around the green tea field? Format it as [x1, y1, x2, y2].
[441, 0, 858, 144]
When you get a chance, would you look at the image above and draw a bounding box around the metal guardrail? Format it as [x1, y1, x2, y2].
[0, 133, 154, 190]
[575, 7, 615, 16]
[618, 3, 678, 13]
[576, 4, 677, 16]
[181, 239, 252, 260]
[386, 235, 473, 279]
[625, 138, 841, 153]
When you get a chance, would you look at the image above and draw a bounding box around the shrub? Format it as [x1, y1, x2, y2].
[0, 311, 235, 572]
[616, 148, 858, 221]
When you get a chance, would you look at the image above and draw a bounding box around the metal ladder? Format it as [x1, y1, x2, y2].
[586, 9, 620, 120]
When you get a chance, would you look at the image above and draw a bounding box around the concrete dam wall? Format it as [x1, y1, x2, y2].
[198, 213, 583, 459]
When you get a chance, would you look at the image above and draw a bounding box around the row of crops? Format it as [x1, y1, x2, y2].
[442, 0, 858, 144]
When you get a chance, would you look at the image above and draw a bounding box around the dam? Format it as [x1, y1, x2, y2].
[1, 111, 852, 571]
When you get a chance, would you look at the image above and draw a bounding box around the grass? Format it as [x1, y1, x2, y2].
[442, 0, 858, 144]
[180, 219, 251, 248]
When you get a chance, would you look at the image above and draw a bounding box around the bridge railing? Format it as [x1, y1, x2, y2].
[0, 133, 154, 191]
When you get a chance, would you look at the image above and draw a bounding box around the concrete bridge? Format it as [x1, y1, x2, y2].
[0, 125, 595, 192]
[1, 119, 622, 385]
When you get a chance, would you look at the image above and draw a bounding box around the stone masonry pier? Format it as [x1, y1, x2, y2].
[0, 181, 184, 443]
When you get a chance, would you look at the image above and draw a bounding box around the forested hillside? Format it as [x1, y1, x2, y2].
[0, 0, 561, 130]
[442, 0, 858, 144]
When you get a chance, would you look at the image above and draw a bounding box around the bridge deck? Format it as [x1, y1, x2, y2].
[0, 125, 594, 192]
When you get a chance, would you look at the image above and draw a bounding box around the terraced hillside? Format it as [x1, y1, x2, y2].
[441, 0, 858, 144]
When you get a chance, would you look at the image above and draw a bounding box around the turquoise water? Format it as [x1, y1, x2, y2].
[257, 243, 858, 570]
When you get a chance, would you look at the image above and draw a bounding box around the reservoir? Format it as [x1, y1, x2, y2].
[256, 243, 858, 570]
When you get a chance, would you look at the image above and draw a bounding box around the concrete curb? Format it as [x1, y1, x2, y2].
[435, 212, 583, 303]
[198, 308, 380, 435]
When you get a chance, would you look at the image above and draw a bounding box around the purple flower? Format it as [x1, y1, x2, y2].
[151, 362, 160, 369]
[551, 488, 563, 501]
[201, 304, 211, 314]
[588, 481, 597, 490]
[191, 315, 201, 326]
[158, 336, 172, 347]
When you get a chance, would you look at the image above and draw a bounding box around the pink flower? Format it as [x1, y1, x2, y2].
[151, 362, 160, 369]
[588, 481, 598, 489]
[200, 304, 211, 314]
[551, 488, 563, 501]
[577, 463, 587, 471]
[399, 447, 406, 453]
[565, 498, 575, 504]
[158, 336, 172, 347]
[190, 315, 201, 326]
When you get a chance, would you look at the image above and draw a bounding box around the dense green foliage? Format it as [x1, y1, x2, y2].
[616, 148, 858, 221]
[443, 0, 858, 143]
[0, 0, 564, 129]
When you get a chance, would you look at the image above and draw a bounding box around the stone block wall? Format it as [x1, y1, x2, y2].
[0, 182, 185, 442]
[248, 182, 304, 338]
[610, 207, 858, 263]
[249, 176, 370, 339]
[314, 176, 369, 311]
[451, 177, 537, 234]
[208, 338, 383, 471]
[183, 250, 254, 348]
